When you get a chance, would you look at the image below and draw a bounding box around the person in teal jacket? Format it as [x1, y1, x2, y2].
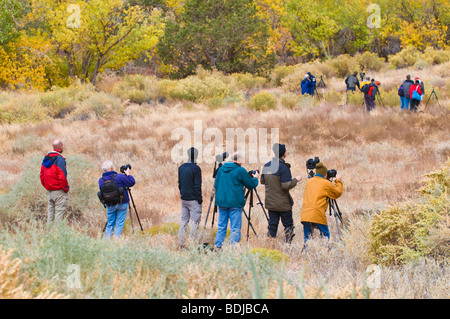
[214, 152, 259, 249]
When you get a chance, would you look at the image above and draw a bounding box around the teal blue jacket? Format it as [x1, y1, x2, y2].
[214, 162, 259, 208]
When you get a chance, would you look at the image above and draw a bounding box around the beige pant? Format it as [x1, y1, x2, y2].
[178, 200, 202, 246]
[47, 190, 69, 224]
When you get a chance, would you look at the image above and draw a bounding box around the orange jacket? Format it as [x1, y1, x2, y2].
[300, 175, 343, 225]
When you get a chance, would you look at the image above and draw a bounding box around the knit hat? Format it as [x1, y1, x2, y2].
[315, 162, 328, 176]
[187, 147, 198, 162]
[273, 143, 286, 158]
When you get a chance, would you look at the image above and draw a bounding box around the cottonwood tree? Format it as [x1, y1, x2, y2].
[31, 0, 164, 84]
[157, 0, 275, 78]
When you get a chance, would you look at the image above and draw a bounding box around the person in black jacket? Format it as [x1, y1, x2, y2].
[177, 147, 203, 248]
[345, 72, 360, 91]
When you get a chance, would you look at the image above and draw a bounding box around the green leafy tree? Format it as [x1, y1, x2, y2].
[157, 0, 275, 78]
[0, 0, 25, 45]
[31, 0, 164, 84]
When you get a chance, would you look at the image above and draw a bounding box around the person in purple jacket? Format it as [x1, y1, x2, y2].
[99, 160, 135, 238]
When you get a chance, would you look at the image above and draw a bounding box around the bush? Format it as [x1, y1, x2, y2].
[161, 67, 243, 103]
[389, 46, 422, 69]
[72, 92, 123, 120]
[247, 91, 276, 111]
[370, 161, 449, 265]
[270, 65, 297, 87]
[357, 52, 385, 72]
[250, 248, 290, 264]
[281, 92, 300, 109]
[423, 47, 450, 65]
[0, 154, 99, 223]
[112, 74, 161, 104]
[0, 95, 47, 124]
[329, 54, 360, 78]
[231, 72, 267, 90]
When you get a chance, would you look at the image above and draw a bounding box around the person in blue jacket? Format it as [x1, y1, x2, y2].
[214, 152, 259, 249]
[301, 72, 316, 96]
[99, 160, 136, 238]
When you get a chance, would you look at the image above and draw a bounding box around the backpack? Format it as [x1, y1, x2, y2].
[360, 83, 370, 94]
[98, 174, 124, 206]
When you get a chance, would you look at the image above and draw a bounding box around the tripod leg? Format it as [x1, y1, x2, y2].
[247, 191, 253, 240]
[128, 189, 143, 232]
[199, 189, 215, 244]
[242, 208, 258, 237]
[254, 188, 269, 222]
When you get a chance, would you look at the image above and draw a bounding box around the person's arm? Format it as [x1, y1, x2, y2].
[194, 166, 202, 203]
[121, 168, 135, 188]
[55, 156, 69, 192]
[326, 178, 343, 199]
[280, 165, 298, 191]
[240, 168, 259, 190]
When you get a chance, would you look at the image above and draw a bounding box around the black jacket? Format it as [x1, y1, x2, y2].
[261, 158, 298, 211]
[402, 80, 414, 99]
[178, 162, 202, 203]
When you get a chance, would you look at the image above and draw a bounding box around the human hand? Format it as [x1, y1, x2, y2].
[295, 175, 302, 181]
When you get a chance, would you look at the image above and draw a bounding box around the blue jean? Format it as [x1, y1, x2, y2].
[105, 203, 129, 238]
[215, 207, 242, 248]
[400, 96, 409, 110]
[302, 221, 330, 244]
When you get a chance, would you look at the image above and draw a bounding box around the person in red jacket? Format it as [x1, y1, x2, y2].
[409, 79, 422, 112]
[40, 139, 69, 225]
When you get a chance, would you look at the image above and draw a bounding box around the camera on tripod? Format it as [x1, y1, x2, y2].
[306, 157, 320, 178]
[120, 164, 131, 174]
[326, 169, 337, 180]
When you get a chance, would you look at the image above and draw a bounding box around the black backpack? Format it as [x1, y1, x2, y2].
[360, 83, 370, 94]
[98, 174, 124, 206]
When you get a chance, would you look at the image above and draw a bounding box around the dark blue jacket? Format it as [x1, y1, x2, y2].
[178, 162, 202, 203]
[98, 171, 135, 204]
[214, 162, 258, 208]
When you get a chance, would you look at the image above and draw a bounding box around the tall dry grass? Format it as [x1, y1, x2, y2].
[0, 60, 449, 299]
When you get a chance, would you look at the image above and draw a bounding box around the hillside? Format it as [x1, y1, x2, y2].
[0, 57, 449, 299]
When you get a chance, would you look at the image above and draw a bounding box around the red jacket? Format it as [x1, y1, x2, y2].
[40, 150, 69, 192]
[409, 84, 422, 98]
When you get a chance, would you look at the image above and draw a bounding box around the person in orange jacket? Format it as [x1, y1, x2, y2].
[300, 162, 343, 244]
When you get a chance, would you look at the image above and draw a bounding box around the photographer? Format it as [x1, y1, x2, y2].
[98, 160, 135, 238]
[300, 162, 343, 244]
[177, 147, 202, 248]
[345, 72, 360, 92]
[261, 143, 302, 244]
[213, 152, 259, 249]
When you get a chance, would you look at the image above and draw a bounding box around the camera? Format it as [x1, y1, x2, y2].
[360, 72, 365, 80]
[120, 164, 132, 174]
[327, 169, 337, 180]
[248, 169, 260, 177]
[215, 152, 229, 163]
[306, 157, 320, 170]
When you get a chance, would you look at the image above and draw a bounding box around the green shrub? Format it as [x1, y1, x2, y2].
[370, 161, 449, 265]
[247, 91, 276, 111]
[143, 222, 180, 236]
[270, 65, 297, 87]
[329, 54, 360, 78]
[231, 72, 267, 90]
[72, 92, 123, 120]
[250, 247, 290, 264]
[0, 95, 47, 124]
[112, 74, 161, 104]
[423, 47, 450, 65]
[389, 46, 422, 69]
[281, 92, 300, 109]
[357, 52, 385, 72]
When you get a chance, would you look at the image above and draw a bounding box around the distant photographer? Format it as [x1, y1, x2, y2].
[261, 143, 302, 244]
[98, 160, 135, 238]
[300, 162, 343, 244]
[177, 147, 202, 248]
[345, 72, 360, 92]
[214, 152, 259, 249]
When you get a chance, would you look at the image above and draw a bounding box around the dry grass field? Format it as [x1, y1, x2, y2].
[0, 60, 449, 299]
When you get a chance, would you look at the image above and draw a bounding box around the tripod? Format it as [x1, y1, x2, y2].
[375, 90, 384, 107]
[102, 187, 143, 235]
[313, 76, 326, 102]
[242, 187, 269, 240]
[328, 198, 344, 240]
[424, 87, 441, 109]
